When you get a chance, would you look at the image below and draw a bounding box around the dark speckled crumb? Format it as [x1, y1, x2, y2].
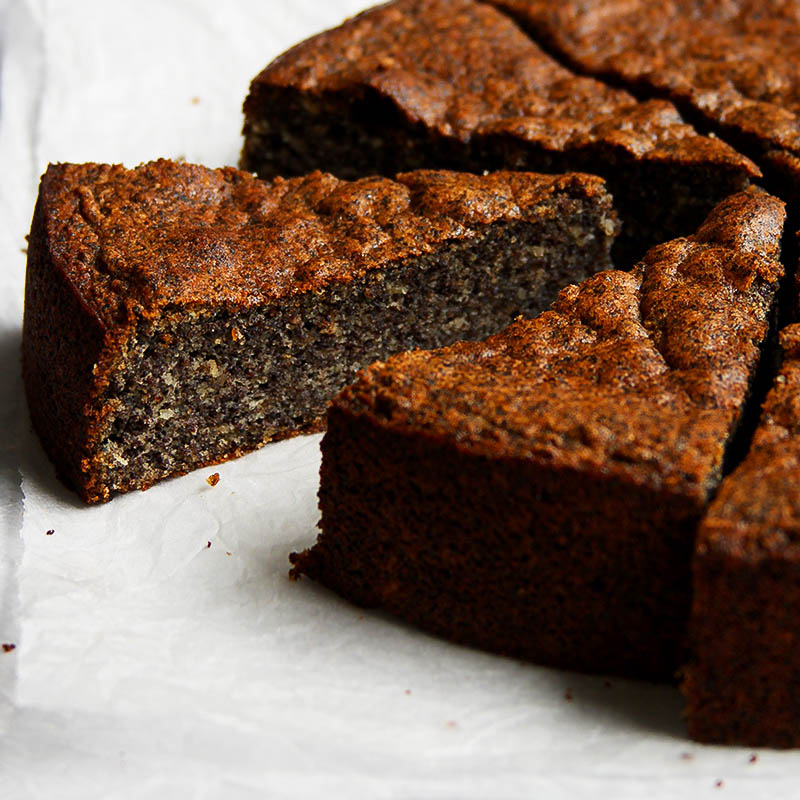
[22, 160, 617, 502]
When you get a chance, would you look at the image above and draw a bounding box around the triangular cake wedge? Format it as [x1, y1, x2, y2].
[241, 0, 758, 264]
[684, 324, 800, 747]
[22, 160, 617, 503]
[489, 0, 800, 199]
[291, 188, 785, 681]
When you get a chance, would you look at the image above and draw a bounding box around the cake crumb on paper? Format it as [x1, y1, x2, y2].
[206, 472, 220, 487]
[206, 541, 212, 549]
[2, 643, 16, 653]
[45, 529, 54, 536]
[749, 754, 758, 764]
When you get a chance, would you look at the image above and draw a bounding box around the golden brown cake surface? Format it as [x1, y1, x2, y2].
[700, 324, 800, 549]
[490, 0, 800, 182]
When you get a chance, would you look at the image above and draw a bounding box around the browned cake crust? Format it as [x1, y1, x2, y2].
[22, 159, 617, 502]
[684, 323, 800, 747]
[489, 0, 800, 198]
[241, 0, 758, 263]
[291, 188, 785, 681]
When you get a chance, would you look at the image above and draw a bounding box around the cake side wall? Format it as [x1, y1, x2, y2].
[685, 534, 800, 748]
[21, 192, 119, 503]
[296, 404, 704, 682]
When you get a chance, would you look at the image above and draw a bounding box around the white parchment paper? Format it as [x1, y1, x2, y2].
[2, 1, 800, 796]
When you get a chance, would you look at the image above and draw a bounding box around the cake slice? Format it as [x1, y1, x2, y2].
[241, 0, 758, 263]
[22, 160, 617, 503]
[290, 188, 785, 682]
[489, 0, 800, 199]
[683, 324, 800, 747]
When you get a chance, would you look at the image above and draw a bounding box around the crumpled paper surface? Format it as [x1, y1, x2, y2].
[1, 1, 799, 797]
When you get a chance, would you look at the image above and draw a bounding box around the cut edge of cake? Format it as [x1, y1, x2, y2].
[22, 160, 618, 502]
